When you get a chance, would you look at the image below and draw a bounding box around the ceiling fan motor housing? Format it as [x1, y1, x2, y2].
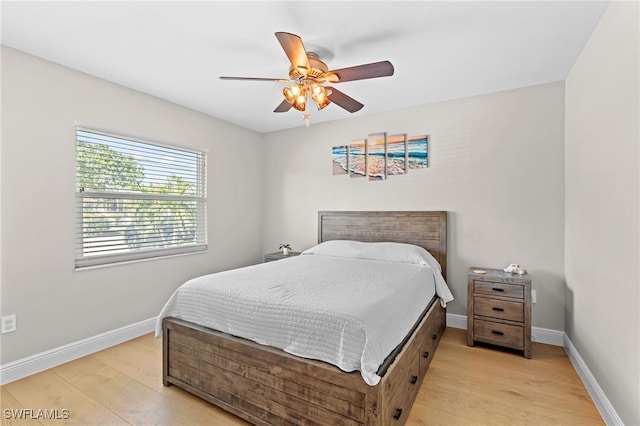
[289, 52, 328, 81]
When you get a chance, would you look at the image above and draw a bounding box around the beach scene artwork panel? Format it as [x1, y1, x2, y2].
[407, 134, 428, 169]
[349, 139, 367, 178]
[332, 145, 349, 175]
[386, 134, 407, 176]
[367, 132, 387, 181]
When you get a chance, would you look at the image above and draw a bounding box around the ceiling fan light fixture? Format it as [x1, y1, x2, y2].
[310, 84, 330, 110]
[315, 95, 330, 110]
[292, 94, 307, 112]
[310, 84, 325, 98]
[283, 84, 304, 104]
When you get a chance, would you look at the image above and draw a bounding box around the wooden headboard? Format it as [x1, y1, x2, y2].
[318, 211, 447, 279]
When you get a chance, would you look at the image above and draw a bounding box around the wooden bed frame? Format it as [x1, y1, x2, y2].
[163, 211, 447, 425]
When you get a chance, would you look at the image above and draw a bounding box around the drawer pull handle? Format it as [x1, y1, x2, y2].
[423, 351, 430, 359]
[410, 375, 418, 384]
[432, 334, 437, 340]
[492, 307, 505, 312]
[492, 330, 504, 336]
[393, 408, 403, 420]
[492, 287, 505, 292]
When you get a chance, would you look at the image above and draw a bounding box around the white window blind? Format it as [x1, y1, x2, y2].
[75, 127, 207, 268]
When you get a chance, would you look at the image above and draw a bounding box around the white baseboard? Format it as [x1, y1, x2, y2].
[0, 317, 156, 386]
[531, 325, 565, 346]
[446, 313, 468, 330]
[563, 335, 623, 426]
[446, 313, 564, 346]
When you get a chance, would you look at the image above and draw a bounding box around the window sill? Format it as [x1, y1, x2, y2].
[74, 245, 208, 271]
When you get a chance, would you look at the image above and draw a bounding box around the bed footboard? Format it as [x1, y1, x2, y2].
[162, 300, 445, 426]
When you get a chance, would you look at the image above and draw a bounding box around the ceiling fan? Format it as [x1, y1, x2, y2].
[220, 32, 394, 126]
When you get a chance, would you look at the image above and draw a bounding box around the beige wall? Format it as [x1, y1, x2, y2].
[0, 46, 264, 364]
[261, 82, 566, 330]
[565, 2, 640, 424]
[3, 4, 638, 420]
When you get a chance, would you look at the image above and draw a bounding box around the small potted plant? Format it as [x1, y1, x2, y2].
[279, 243, 292, 255]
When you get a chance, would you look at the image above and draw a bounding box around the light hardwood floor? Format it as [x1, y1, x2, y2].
[1, 327, 603, 425]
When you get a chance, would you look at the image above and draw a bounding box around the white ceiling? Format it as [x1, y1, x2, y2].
[1, 1, 609, 133]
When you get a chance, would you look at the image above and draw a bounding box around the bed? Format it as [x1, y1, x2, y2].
[159, 211, 449, 425]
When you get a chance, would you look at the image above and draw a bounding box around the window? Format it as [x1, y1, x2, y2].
[75, 127, 207, 268]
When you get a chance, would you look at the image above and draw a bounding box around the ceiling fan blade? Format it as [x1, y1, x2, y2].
[326, 87, 364, 113]
[325, 60, 394, 83]
[275, 32, 311, 75]
[220, 76, 289, 83]
[274, 99, 293, 113]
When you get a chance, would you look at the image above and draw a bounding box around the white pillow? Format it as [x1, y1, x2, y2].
[303, 240, 454, 307]
[301, 240, 442, 272]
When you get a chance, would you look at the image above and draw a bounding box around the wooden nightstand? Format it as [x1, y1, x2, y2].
[467, 267, 532, 358]
[264, 251, 301, 262]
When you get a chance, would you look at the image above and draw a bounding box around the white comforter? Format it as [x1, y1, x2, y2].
[155, 251, 451, 385]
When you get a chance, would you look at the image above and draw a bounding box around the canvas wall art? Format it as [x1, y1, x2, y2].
[367, 132, 386, 181]
[407, 135, 428, 169]
[349, 139, 367, 178]
[334, 132, 428, 181]
[386, 134, 407, 175]
[332, 145, 348, 175]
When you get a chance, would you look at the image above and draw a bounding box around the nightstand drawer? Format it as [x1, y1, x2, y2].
[474, 297, 524, 322]
[474, 319, 524, 350]
[474, 281, 524, 299]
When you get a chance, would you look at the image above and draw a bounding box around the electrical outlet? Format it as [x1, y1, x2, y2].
[1, 314, 17, 334]
[532, 290, 537, 304]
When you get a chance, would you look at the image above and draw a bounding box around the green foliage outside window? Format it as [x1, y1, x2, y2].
[77, 141, 199, 250]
